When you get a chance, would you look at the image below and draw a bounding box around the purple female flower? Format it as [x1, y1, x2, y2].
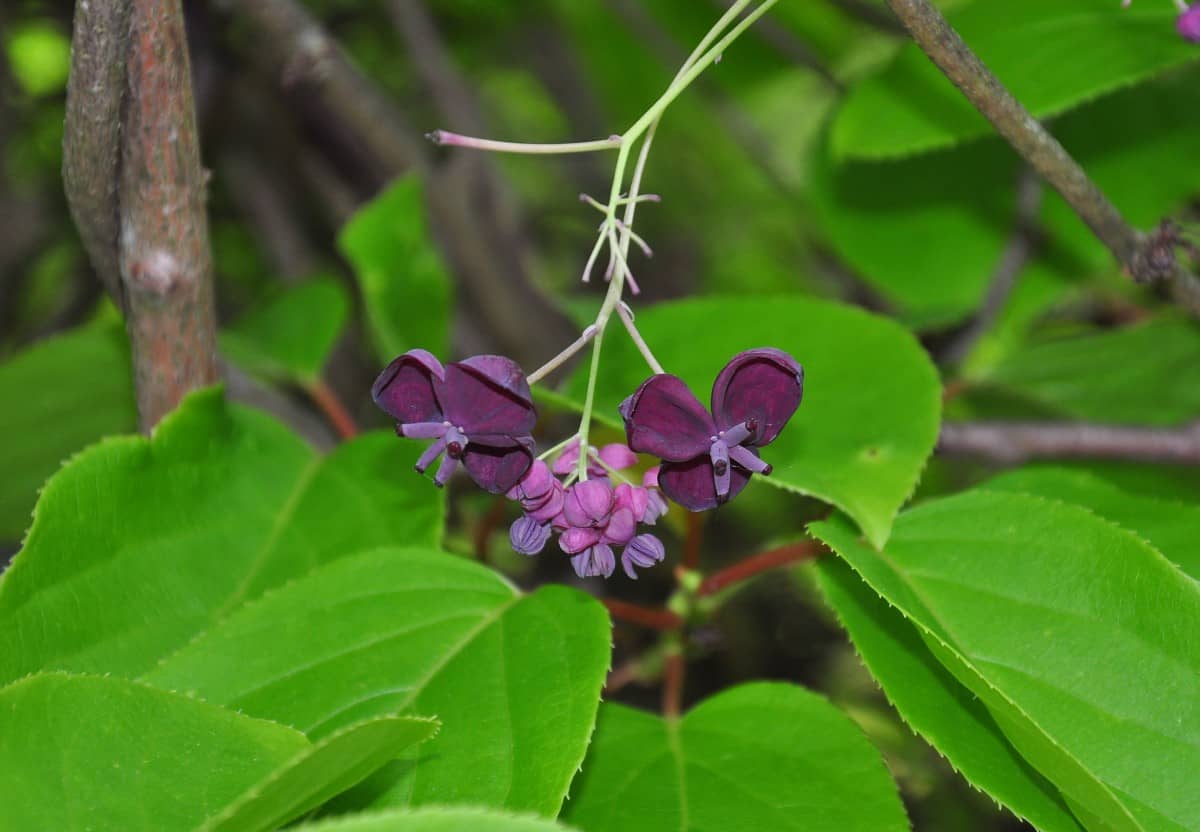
[619, 348, 803, 511]
[1179, 4, 1200, 41]
[372, 350, 536, 493]
[510, 514, 552, 555]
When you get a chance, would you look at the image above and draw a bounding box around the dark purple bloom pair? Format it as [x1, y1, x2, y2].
[372, 350, 536, 494]
[620, 348, 803, 511]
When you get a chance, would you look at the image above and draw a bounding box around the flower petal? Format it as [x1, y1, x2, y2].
[525, 481, 565, 523]
[613, 483, 649, 523]
[620, 374, 714, 461]
[571, 544, 616, 578]
[510, 516, 551, 555]
[601, 507, 636, 546]
[443, 356, 537, 435]
[711, 348, 803, 446]
[560, 526, 603, 555]
[622, 534, 665, 579]
[371, 350, 445, 424]
[598, 443, 638, 472]
[563, 479, 614, 527]
[461, 436, 534, 494]
[551, 438, 582, 476]
[507, 459, 554, 502]
[658, 456, 752, 512]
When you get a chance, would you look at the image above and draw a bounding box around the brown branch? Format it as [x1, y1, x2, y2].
[228, 0, 423, 176]
[938, 421, 1200, 465]
[661, 652, 685, 719]
[65, 0, 220, 430]
[63, 0, 131, 303]
[602, 598, 684, 632]
[941, 169, 1043, 367]
[305, 379, 360, 440]
[698, 540, 823, 597]
[884, 0, 1200, 314]
[117, 0, 220, 430]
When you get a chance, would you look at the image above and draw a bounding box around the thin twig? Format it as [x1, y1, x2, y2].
[662, 652, 685, 719]
[527, 325, 598, 385]
[617, 304, 666, 374]
[938, 421, 1200, 465]
[941, 169, 1043, 366]
[305, 379, 360, 440]
[603, 598, 684, 631]
[698, 540, 822, 596]
[884, 0, 1200, 313]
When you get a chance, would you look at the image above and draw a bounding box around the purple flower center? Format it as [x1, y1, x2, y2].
[408, 421, 471, 487]
[706, 421, 770, 502]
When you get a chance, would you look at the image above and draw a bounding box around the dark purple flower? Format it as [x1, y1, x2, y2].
[1179, 4, 1200, 41]
[621, 534, 665, 579]
[570, 543, 616, 579]
[619, 348, 803, 511]
[373, 350, 536, 493]
[510, 515, 552, 555]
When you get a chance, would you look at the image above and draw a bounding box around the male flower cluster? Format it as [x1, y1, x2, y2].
[507, 445, 668, 580]
[372, 346, 803, 579]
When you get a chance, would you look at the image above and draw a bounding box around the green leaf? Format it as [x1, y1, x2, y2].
[808, 137, 1021, 328]
[0, 672, 308, 831]
[561, 682, 908, 832]
[981, 466, 1200, 581]
[143, 547, 611, 816]
[561, 297, 941, 547]
[203, 715, 440, 832]
[0, 388, 445, 684]
[0, 322, 136, 541]
[5, 20, 71, 97]
[832, 0, 1200, 159]
[971, 316, 1200, 425]
[220, 278, 350, 385]
[293, 807, 576, 832]
[812, 491, 1200, 832]
[339, 178, 452, 363]
[814, 557, 1084, 832]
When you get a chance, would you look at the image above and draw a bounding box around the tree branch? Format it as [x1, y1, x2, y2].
[64, 0, 220, 430]
[938, 421, 1200, 465]
[63, 0, 131, 303]
[883, 0, 1200, 314]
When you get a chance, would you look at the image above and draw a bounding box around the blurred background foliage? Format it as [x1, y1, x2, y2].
[1, 1, 1197, 829]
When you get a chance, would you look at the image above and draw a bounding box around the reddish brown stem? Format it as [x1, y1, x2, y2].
[698, 540, 823, 597]
[473, 496, 508, 561]
[603, 598, 683, 632]
[662, 652, 685, 719]
[306, 380, 359, 440]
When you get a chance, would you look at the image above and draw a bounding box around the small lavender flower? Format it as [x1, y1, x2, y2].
[570, 543, 616, 579]
[372, 350, 536, 493]
[619, 348, 803, 511]
[507, 460, 566, 522]
[510, 515, 552, 555]
[1179, 3, 1200, 41]
[621, 533, 665, 579]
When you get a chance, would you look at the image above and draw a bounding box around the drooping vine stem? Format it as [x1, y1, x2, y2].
[883, 0, 1200, 314]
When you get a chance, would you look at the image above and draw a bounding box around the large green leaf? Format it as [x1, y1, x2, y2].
[0, 672, 308, 831]
[220, 277, 350, 385]
[983, 466, 1200, 580]
[812, 491, 1200, 832]
[0, 322, 135, 540]
[814, 557, 1084, 832]
[971, 316, 1200, 425]
[144, 547, 611, 817]
[562, 682, 908, 832]
[808, 136, 1021, 328]
[293, 808, 575, 832]
[832, 0, 1199, 159]
[339, 178, 452, 363]
[559, 297, 941, 547]
[0, 388, 445, 684]
[204, 715, 439, 832]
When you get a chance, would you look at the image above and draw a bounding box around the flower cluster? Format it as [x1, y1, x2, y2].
[507, 447, 668, 580]
[372, 347, 803, 579]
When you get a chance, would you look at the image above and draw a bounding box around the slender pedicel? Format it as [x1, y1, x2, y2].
[426, 130, 622, 154]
